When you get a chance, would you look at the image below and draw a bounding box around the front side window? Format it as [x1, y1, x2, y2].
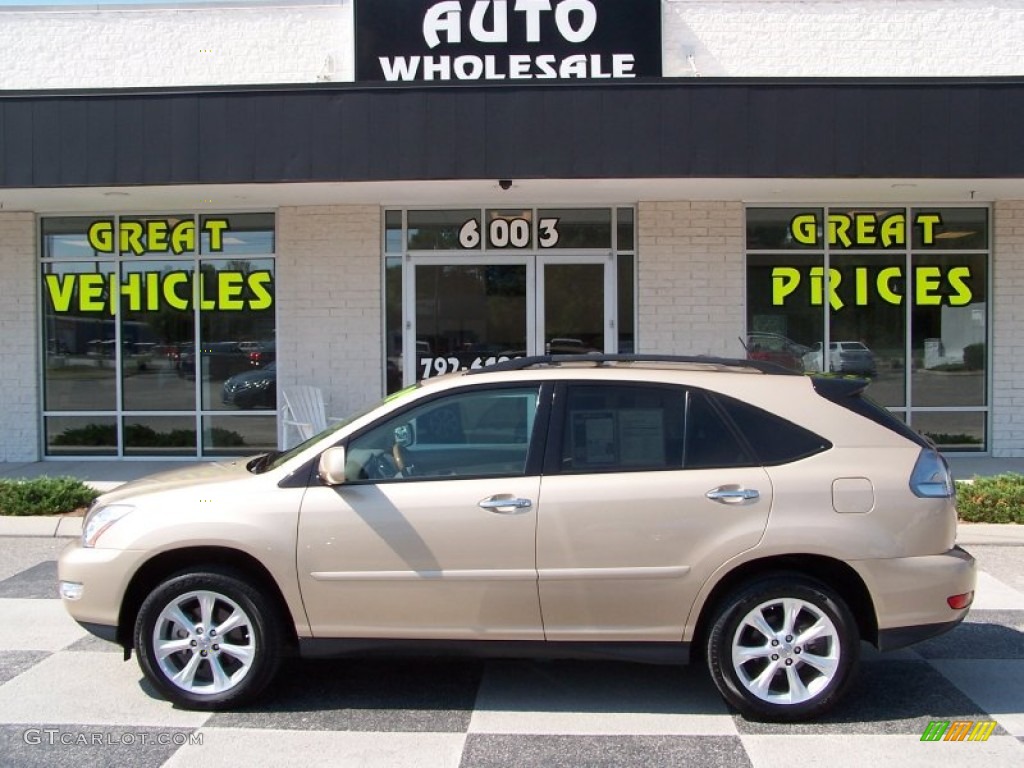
[346, 386, 540, 481]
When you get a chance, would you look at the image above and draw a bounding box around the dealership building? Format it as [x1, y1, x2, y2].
[2, 0, 1024, 461]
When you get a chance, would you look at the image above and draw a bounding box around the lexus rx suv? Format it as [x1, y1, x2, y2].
[59, 354, 975, 721]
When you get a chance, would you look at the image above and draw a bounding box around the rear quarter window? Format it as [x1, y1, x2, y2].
[711, 393, 832, 465]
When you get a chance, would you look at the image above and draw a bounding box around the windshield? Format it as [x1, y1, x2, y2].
[247, 384, 421, 474]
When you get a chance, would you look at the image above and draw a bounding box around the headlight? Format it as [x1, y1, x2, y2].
[82, 504, 134, 548]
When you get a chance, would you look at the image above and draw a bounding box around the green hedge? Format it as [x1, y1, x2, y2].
[957, 473, 1024, 524]
[0, 477, 99, 517]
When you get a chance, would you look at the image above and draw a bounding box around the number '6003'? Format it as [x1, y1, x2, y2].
[458, 217, 560, 249]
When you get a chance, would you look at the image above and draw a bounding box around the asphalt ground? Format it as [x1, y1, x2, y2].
[0, 530, 1021, 767]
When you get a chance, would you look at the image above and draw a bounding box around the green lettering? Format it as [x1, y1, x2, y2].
[916, 213, 942, 245]
[880, 213, 906, 247]
[828, 214, 852, 248]
[219, 272, 245, 310]
[878, 267, 903, 305]
[915, 266, 943, 306]
[248, 271, 274, 310]
[87, 221, 115, 253]
[203, 219, 229, 252]
[771, 267, 802, 305]
[947, 266, 973, 306]
[44, 274, 77, 312]
[790, 214, 818, 246]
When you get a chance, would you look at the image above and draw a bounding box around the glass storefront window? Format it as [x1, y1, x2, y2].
[42, 261, 118, 412]
[45, 416, 118, 457]
[407, 209, 479, 250]
[119, 260, 196, 412]
[746, 207, 823, 250]
[41, 218, 106, 260]
[828, 252, 907, 407]
[40, 214, 276, 458]
[537, 208, 612, 249]
[618, 254, 635, 354]
[198, 258, 276, 412]
[745, 206, 989, 452]
[910, 251, 987, 408]
[385, 256, 404, 394]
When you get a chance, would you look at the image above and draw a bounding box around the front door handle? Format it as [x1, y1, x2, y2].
[705, 486, 760, 505]
[478, 495, 533, 514]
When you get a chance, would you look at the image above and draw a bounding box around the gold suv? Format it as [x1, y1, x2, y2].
[58, 355, 976, 721]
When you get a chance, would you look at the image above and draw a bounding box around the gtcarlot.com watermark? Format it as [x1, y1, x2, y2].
[23, 729, 202, 747]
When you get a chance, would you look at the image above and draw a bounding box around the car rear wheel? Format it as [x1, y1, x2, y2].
[706, 575, 859, 721]
[134, 569, 282, 710]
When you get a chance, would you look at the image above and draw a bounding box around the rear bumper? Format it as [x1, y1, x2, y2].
[851, 545, 976, 648]
[878, 618, 964, 651]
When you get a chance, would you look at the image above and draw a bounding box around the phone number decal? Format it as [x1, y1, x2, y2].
[419, 355, 516, 379]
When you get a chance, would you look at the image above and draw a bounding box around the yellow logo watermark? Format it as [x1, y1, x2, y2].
[920, 720, 997, 742]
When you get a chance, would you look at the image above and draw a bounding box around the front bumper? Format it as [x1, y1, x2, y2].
[851, 545, 976, 650]
[58, 540, 150, 645]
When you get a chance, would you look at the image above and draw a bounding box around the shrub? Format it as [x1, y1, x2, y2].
[963, 342, 986, 371]
[0, 476, 99, 517]
[957, 473, 1024, 524]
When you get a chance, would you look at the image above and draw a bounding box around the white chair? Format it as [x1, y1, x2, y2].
[280, 386, 339, 447]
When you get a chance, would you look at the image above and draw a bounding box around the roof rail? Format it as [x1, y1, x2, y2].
[467, 353, 800, 376]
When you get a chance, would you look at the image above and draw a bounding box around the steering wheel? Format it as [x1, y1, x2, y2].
[365, 451, 398, 479]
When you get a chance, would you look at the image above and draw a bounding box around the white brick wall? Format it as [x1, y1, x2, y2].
[0, 213, 40, 462]
[636, 201, 746, 359]
[663, 0, 1024, 77]
[275, 205, 382, 442]
[2, 0, 1024, 90]
[0, 2, 353, 90]
[991, 201, 1024, 457]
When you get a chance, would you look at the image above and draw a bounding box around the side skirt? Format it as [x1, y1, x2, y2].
[298, 638, 690, 666]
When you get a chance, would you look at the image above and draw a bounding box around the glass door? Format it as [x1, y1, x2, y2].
[537, 256, 615, 356]
[409, 258, 534, 384]
[407, 255, 613, 386]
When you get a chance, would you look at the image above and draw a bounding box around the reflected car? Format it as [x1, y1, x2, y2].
[803, 341, 877, 376]
[59, 354, 974, 722]
[743, 333, 811, 372]
[221, 362, 276, 409]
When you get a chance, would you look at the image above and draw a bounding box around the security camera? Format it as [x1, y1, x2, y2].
[498, 179, 512, 190]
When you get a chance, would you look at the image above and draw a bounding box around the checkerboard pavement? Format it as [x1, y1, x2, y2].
[0, 537, 1022, 767]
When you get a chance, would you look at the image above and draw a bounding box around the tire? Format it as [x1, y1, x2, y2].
[134, 569, 283, 710]
[705, 575, 860, 721]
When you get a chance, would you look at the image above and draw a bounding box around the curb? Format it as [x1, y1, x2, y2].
[0, 516, 83, 538]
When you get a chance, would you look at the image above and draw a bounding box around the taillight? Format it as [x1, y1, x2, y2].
[910, 448, 954, 498]
[947, 592, 973, 610]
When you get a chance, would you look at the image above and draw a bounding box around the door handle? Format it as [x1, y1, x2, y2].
[705, 486, 760, 505]
[478, 496, 533, 514]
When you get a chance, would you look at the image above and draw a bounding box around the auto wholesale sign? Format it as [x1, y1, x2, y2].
[355, 0, 662, 83]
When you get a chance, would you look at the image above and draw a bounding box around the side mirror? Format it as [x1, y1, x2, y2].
[318, 446, 348, 486]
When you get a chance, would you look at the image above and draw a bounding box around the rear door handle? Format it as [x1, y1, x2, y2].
[705, 486, 760, 505]
[478, 496, 533, 514]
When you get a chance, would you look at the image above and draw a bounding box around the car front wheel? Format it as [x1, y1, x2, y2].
[134, 569, 282, 710]
[706, 575, 860, 721]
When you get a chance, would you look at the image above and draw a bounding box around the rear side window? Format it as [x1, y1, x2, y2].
[684, 391, 755, 469]
[558, 384, 686, 472]
[713, 394, 831, 465]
